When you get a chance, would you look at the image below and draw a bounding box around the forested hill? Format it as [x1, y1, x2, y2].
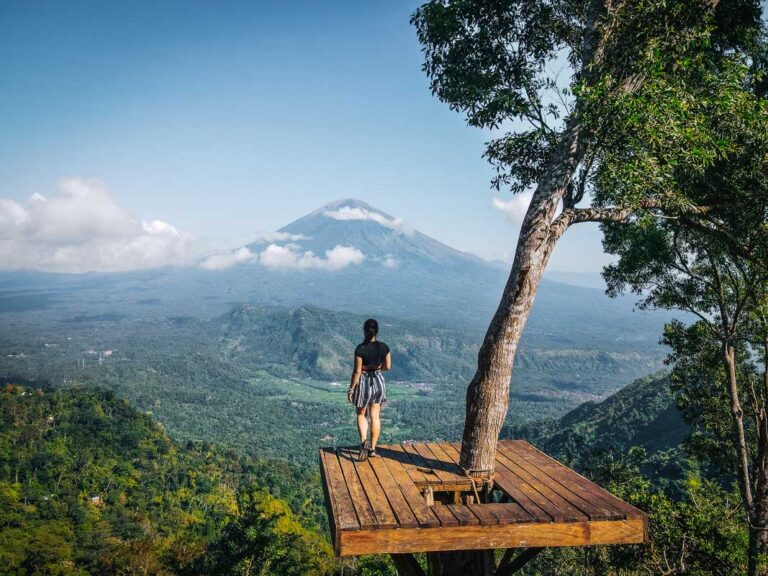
[0, 384, 340, 575]
[217, 303, 477, 381]
[507, 373, 691, 484]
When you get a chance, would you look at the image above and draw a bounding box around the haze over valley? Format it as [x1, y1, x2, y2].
[0, 199, 671, 464]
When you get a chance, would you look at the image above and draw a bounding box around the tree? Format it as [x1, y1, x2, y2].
[187, 489, 335, 576]
[412, 0, 763, 474]
[599, 65, 768, 571]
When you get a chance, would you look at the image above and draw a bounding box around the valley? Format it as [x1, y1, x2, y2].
[0, 200, 674, 466]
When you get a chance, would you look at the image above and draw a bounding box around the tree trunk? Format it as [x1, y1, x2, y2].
[750, 339, 768, 575]
[723, 343, 754, 509]
[750, 408, 768, 576]
[722, 343, 759, 575]
[426, 550, 492, 576]
[459, 119, 583, 474]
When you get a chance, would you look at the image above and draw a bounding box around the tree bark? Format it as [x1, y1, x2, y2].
[750, 338, 768, 576]
[722, 342, 759, 576]
[723, 343, 754, 509]
[459, 119, 583, 474]
[457, 0, 611, 475]
[750, 408, 768, 576]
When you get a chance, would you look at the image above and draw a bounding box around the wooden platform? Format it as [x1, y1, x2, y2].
[320, 440, 647, 557]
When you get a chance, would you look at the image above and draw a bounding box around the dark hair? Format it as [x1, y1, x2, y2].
[362, 318, 378, 345]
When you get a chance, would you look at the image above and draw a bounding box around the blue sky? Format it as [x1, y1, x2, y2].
[0, 0, 609, 273]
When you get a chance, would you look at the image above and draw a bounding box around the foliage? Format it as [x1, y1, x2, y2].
[520, 449, 748, 575]
[507, 372, 693, 492]
[0, 385, 334, 575]
[184, 490, 335, 576]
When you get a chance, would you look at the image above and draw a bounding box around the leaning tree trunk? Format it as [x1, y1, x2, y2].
[455, 0, 612, 476]
[459, 119, 583, 474]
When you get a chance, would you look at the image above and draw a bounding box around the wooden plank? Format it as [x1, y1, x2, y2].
[518, 441, 646, 518]
[445, 442, 551, 523]
[429, 503, 460, 527]
[377, 447, 441, 528]
[319, 448, 360, 532]
[501, 441, 640, 519]
[336, 448, 378, 529]
[338, 518, 647, 556]
[402, 442, 471, 490]
[493, 449, 590, 522]
[401, 443, 443, 482]
[368, 454, 420, 528]
[479, 502, 535, 525]
[391, 443, 430, 485]
[426, 442, 468, 483]
[493, 465, 571, 522]
[466, 503, 500, 525]
[319, 450, 341, 555]
[422, 444, 540, 526]
[496, 443, 620, 520]
[446, 504, 480, 526]
[411, 442, 461, 485]
[353, 456, 398, 529]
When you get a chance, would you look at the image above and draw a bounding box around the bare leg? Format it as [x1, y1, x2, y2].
[356, 406, 369, 444]
[369, 403, 381, 450]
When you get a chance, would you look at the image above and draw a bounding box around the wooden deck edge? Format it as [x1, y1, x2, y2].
[337, 517, 647, 557]
[319, 449, 341, 556]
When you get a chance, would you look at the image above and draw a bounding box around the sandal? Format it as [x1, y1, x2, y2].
[368, 448, 380, 458]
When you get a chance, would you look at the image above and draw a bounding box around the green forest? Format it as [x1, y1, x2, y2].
[3, 0, 768, 574]
[0, 372, 755, 575]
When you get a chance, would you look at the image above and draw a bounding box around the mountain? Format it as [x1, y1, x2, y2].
[271, 198, 494, 271]
[217, 303, 478, 382]
[507, 372, 692, 486]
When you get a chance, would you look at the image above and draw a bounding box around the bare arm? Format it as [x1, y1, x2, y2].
[347, 356, 363, 402]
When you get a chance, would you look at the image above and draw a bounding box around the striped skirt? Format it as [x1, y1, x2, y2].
[351, 370, 387, 408]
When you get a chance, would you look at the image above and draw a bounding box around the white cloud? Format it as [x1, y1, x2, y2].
[199, 247, 257, 270]
[259, 243, 364, 270]
[0, 178, 199, 273]
[324, 206, 414, 236]
[248, 231, 309, 244]
[492, 191, 563, 225]
[491, 192, 534, 225]
[383, 255, 398, 268]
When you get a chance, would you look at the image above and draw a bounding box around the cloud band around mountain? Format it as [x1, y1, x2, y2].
[324, 206, 414, 236]
[0, 178, 198, 273]
[200, 243, 365, 271]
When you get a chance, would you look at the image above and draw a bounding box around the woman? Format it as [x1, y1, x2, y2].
[347, 318, 391, 461]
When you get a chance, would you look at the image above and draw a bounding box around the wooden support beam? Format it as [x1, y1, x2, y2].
[391, 554, 427, 576]
[494, 547, 544, 576]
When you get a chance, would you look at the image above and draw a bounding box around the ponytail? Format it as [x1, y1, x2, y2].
[362, 318, 378, 345]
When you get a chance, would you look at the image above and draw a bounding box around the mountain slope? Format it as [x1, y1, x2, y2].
[0, 384, 334, 575]
[274, 198, 492, 271]
[507, 372, 692, 483]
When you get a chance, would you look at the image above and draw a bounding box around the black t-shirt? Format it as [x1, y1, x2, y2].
[354, 341, 390, 369]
